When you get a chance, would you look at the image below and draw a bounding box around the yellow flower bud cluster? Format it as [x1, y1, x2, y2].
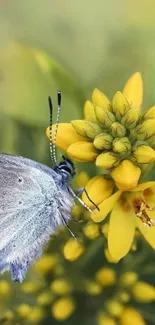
[70, 87, 155, 187]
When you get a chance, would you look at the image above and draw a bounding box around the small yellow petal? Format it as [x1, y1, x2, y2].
[82, 175, 114, 208]
[132, 281, 155, 302]
[96, 152, 119, 169]
[92, 88, 110, 109]
[67, 141, 98, 162]
[111, 160, 141, 190]
[108, 200, 135, 259]
[84, 100, 97, 121]
[131, 181, 155, 192]
[120, 307, 146, 325]
[46, 123, 85, 151]
[90, 191, 122, 223]
[123, 72, 143, 111]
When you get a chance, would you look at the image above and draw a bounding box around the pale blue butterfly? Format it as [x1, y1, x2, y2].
[0, 91, 98, 282]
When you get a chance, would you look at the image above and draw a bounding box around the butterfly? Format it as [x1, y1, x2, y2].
[0, 91, 98, 282]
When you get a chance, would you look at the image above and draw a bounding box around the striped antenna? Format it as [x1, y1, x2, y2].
[52, 90, 61, 165]
[48, 96, 55, 165]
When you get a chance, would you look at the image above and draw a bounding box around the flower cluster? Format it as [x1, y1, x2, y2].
[47, 72, 155, 260]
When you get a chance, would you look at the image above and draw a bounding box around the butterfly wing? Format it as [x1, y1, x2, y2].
[0, 154, 74, 282]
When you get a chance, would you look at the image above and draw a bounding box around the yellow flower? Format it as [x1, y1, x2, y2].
[63, 238, 85, 261]
[120, 307, 146, 325]
[52, 297, 75, 321]
[90, 181, 155, 259]
[131, 281, 155, 302]
[96, 267, 116, 287]
[50, 279, 72, 295]
[34, 254, 58, 274]
[47, 72, 155, 189]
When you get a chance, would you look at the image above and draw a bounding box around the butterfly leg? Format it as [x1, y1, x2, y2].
[75, 187, 99, 211]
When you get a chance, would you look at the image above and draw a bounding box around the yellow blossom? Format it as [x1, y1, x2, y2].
[16, 304, 32, 318]
[82, 175, 114, 208]
[63, 238, 85, 261]
[85, 281, 103, 295]
[105, 299, 123, 317]
[34, 254, 57, 274]
[27, 306, 44, 323]
[131, 281, 155, 302]
[0, 280, 11, 297]
[83, 222, 100, 239]
[120, 307, 146, 325]
[47, 72, 152, 187]
[97, 312, 117, 325]
[50, 279, 72, 295]
[52, 297, 75, 321]
[91, 181, 155, 259]
[96, 267, 116, 287]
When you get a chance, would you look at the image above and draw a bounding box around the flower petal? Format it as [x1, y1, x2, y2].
[82, 176, 114, 208]
[46, 123, 85, 151]
[90, 191, 122, 223]
[131, 181, 155, 192]
[108, 200, 135, 260]
[137, 211, 155, 249]
[123, 72, 143, 111]
[84, 100, 97, 121]
[111, 160, 141, 190]
[92, 88, 110, 110]
[67, 141, 98, 162]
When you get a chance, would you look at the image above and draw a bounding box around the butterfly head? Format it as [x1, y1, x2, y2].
[54, 155, 76, 180]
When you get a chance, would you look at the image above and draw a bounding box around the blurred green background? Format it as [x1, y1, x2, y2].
[1, 1, 155, 325]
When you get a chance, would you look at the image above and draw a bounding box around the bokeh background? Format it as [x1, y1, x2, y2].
[1, 1, 155, 325]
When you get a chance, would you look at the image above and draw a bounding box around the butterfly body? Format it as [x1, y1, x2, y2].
[0, 153, 74, 282]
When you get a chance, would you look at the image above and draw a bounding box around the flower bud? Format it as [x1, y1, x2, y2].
[94, 133, 113, 150]
[63, 239, 85, 261]
[96, 152, 119, 169]
[83, 223, 100, 239]
[95, 106, 116, 127]
[85, 281, 102, 295]
[16, 304, 32, 318]
[52, 297, 75, 321]
[131, 281, 155, 302]
[120, 307, 146, 325]
[105, 300, 123, 317]
[112, 137, 131, 155]
[111, 160, 141, 190]
[92, 88, 110, 110]
[37, 292, 54, 305]
[136, 119, 155, 140]
[110, 122, 126, 138]
[120, 272, 138, 287]
[50, 279, 72, 295]
[112, 91, 130, 120]
[132, 145, 155, 163]
[84, 100, 97, 121]
[71, 120, 102, 140]
[97, 313, 117, 325]
[96, 267, 116, 287]
[123, 72, 143, 111]
[67, 141, 98, 162]
[143, 105, 155, 120]
[121, 108, 140, 129]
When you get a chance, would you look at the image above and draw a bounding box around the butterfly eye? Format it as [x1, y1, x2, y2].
[18, 177, 23, 183]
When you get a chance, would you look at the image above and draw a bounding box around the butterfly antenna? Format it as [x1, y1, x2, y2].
[48, 96, 55, 165]
[52, 90, 61, 165]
